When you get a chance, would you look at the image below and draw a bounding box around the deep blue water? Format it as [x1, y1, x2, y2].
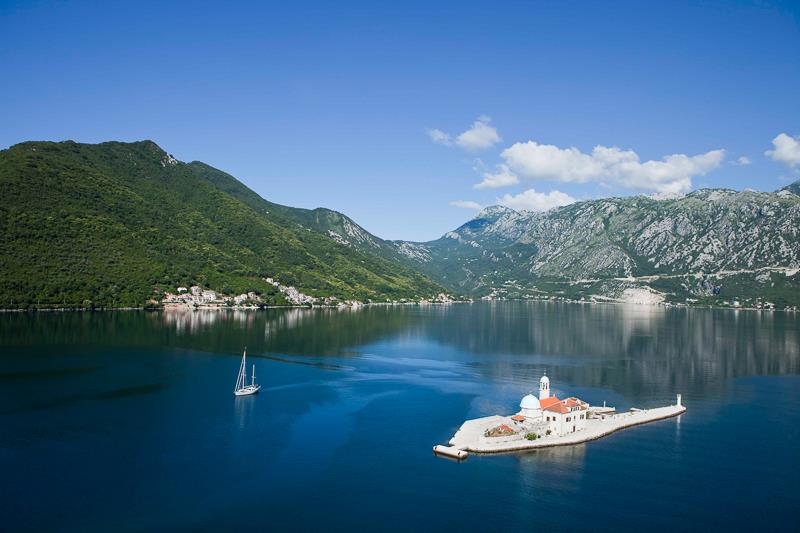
[1, 302, 798, 531]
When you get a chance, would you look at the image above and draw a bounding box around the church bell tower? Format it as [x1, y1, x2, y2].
[539, 373, 550, 400]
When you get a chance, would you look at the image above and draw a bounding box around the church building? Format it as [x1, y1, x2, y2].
[518, 373, 590, 437]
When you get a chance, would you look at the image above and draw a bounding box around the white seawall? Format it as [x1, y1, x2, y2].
[449, 403, 686, 454]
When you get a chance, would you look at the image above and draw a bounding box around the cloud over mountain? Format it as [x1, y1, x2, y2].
[500, 141, 725, 195]
[498, 188, 576, 212]
[474, 164, 519, 189]
[428, 116, 501, 151]
[766, 133, 800, 167]
[449, 199, 483, 210]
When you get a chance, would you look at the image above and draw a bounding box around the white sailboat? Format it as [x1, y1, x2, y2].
[233, 348, 260, 396]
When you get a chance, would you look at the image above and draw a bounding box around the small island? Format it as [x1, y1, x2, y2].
[435, 374, 685, 458]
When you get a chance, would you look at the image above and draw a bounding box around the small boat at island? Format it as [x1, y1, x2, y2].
[233, 348, 260, 396]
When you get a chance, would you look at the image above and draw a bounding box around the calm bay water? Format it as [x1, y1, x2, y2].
[1, 302, 798, 531]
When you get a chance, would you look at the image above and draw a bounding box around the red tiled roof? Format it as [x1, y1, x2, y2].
[543, 403, 569, 414]
[563, 397, 588, 409]
[511, 414, 526, 422]
[539, 396, 561, 410]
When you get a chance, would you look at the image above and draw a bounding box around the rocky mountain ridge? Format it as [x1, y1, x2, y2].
[391, 185, 800, 308]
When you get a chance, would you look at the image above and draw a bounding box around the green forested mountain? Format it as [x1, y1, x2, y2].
[0, 140, 445, 308]
[187, 160, 410, 264]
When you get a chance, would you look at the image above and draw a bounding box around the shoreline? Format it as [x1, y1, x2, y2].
[0, 300, 469, 313]
[0, 297, 794, 314]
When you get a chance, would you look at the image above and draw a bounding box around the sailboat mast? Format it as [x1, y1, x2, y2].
[251, 364, 255, 386]
[235, 349, 247, 391]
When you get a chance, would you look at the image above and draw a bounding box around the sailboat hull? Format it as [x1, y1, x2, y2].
[234, 384, 260, 396]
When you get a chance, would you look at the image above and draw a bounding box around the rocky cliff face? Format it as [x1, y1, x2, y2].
[393, 185, 800, 307]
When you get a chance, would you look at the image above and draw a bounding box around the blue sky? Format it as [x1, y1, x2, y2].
[2, 1, 799, 240]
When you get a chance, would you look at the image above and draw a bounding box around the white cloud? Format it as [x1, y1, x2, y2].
[449, 200, 483, 210]
[500, 141, 725, 195]
[428, 117, 501, 151]
[474, 164, 519, 189]
[766, 133, 800, 167]
[471, 158, 487, 173]
[497, 188, 576, 212]
[455, 117, 502, 150]
[732, 156, 751, 166]
[427, 128, 452, 146]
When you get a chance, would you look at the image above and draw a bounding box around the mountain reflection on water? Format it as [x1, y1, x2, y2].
[1, 302, 798, 531]
[2, 302, 797, 404]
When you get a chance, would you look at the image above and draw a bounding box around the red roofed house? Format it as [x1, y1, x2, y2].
[539, 396, 562, 410]
[543, 395, 589, 436]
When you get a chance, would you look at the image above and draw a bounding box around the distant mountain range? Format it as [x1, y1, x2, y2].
[1, 140, 798, 309]
[386, 186, 800, 308]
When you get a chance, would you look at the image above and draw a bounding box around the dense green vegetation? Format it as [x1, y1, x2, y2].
[0, 140, 445, 309]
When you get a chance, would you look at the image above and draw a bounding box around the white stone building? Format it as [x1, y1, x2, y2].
[542, 396, 589, 436]
[201, 289, 217, 303]
[517, 373, 590, 437]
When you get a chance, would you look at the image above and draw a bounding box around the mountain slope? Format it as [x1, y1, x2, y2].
[782, 180, 800, 197]
[0, 140, 445, 308]
[393, 186, 800, 307]
[189, 160, 407, 261]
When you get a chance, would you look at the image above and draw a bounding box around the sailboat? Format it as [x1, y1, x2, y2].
[233, 348, 260, 396]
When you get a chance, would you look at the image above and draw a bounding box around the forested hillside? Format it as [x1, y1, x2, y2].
[0, 140, 445, 308]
